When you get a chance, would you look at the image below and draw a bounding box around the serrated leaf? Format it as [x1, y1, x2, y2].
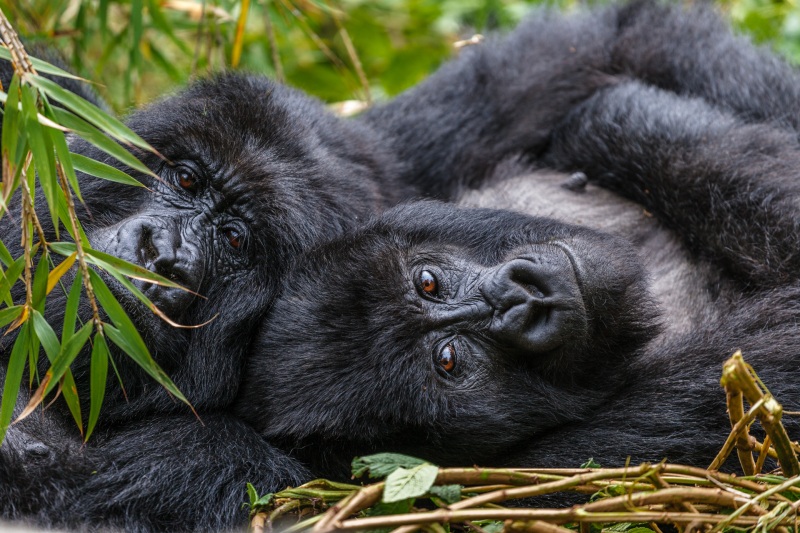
[383, 464, 439, 503]
[47, 252, 76, 295]
[71, 153, 144, 188]
[85, 332, 109, 441]
[363, 498, 414, 517]
[352, 453, 429, 479]
[429, 484, 461, 505]
[0, 322, 30, 443]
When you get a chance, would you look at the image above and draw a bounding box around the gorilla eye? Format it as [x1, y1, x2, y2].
[223, 227, 242, 249]
[418, 270, 438, 296]
[437, 343, 457, 374]
[177, 169, 197, 191]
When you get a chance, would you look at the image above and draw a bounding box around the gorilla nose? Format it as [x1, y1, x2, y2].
[483, 247, 588, 354]
[139, 220, 186, 283]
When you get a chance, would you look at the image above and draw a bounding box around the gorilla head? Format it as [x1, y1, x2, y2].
[5, 73, 401, 415]
[240, 201, 658, 464]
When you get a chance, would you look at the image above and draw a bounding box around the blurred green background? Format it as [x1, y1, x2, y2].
[2, 0, 799, 113]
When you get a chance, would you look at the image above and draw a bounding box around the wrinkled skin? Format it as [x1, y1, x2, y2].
[241, 82, 800, 484]
[7, 0, 800, 529]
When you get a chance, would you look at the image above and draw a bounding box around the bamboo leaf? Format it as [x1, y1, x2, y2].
[86, 333, 109, 441]
[0, 47, 85, 81]
[21, 85, 60, 234]
[2, 75, 21, 178]
[31, 249, 50, 312]
[30, 309, 61, 363]
[61, 271, 83, 340]
[45, 99, 83, 203]
[38, 321, 92, 399]
[47, 252, 76, 295]
[0, 239, 13, 268]
[28, 75, 155, 155]
[51, 107, 158, 180]
[60, 368, 84, 434]
[89, 270, 190, 407]
[0, 255, 25, 307]
[71, 153, 145, 188]
[0, 305, 22, 329]
[0, 322, 30, 443]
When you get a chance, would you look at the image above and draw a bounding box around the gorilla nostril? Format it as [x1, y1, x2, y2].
[508, 262, 546, 298]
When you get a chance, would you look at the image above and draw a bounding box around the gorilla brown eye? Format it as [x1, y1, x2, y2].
[223, 227, 242, 249]
[419, 270, 438, 296]
[178, 169, 197, 190]
[437, 343, 456, 373]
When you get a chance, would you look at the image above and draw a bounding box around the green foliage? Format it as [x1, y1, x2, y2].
[383, 463, 439, 503]
[352, 452, 428, 478]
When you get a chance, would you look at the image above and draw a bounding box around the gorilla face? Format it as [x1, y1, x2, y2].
[242, 201, 658, 463]
[18, 73, 397, 409]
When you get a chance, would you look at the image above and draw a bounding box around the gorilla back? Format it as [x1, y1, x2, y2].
[241, 82, 800, 479]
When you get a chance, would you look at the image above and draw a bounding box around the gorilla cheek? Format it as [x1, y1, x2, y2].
[482, 246, 588, 354]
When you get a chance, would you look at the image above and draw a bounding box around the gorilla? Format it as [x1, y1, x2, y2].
[4, 0, 800, 530]
[241, 81, 800, 480]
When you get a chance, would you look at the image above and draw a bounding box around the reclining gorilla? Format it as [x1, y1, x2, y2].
[240, 81, 800, 480]
[5, 1, 800, 530]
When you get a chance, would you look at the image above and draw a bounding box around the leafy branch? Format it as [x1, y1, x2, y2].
[249, 352, 800, 533]
[0, 9, 192, 444]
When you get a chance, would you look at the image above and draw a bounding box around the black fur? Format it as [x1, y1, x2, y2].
[5, 1, 800, 530]
[241, 82, 800, 484]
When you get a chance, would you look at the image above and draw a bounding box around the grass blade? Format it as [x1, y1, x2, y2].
[0, 47, 85, 80]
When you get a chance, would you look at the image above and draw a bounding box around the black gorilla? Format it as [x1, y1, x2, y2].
[5, 1, 800, 530]
[241, 81, 800, 479]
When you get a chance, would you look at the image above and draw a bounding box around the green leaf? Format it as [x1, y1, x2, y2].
[62, 272, 83, 340]
[0, 323, 30, 443]
[2, 75, 21, 176]
[60, 368, 84, 434]
[352, 453, 429, 479]
[0, 255, 26, 307]
[31, 249, 50, 312]
[0, 305, 22, 329]
[86, 247, 184, 290]
[429, 484, 461, 505]
[45, 100, 83, 203]
[21, 84, 59, 234]
[50, 107, 158, 180]
[28, 75, 155, 155]
[581, 458, 602, 468]
[383, 464, 439, 503]
[86, 332, 109, 441]
[363, 498, 414, 517]
[0, 239, 14, 268]
[0, 48, 85, 81]
[91, 269, 189, 407]
[38, 320, 93, 399]
[30, 308, 60, 361]
[472, 521, 504, 533]
[71, 153, 144, 188]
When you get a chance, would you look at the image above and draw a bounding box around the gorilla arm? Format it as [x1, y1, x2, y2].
[545, 81, 800, 289]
